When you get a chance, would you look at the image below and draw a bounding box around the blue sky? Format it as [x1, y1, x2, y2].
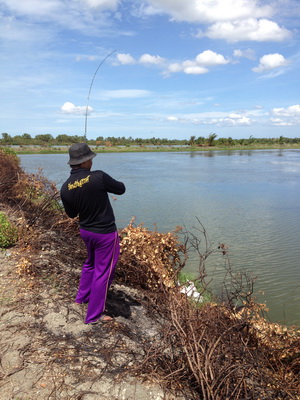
[1, 0, 299, 141]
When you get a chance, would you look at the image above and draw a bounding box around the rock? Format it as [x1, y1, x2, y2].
[1, 350, 23, 374]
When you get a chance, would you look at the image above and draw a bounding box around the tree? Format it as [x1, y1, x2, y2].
[248, 135, 255, 145]
[189, 136, 196, 147]
[207, 133, 217, 146]
[22, 133, 32, 140]
[56, 134, 73, 144]
[195, 136, 205, 146]
[217, 137, 227, 146]
[228, 137, 234, 146]
[1, 133, 13, 144]
[12, 135, 23, 145]
[35, 134, 54, 145]
[71, 135, 86, 143]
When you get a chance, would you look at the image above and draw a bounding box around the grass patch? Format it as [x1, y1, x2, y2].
[0, 212, 18, 248]
[178, 270, 213, 304]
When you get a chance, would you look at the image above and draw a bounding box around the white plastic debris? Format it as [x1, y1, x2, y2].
[180, 281, 204, 302]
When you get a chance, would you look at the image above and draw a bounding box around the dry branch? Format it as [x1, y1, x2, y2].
[0, 147, 299, 400]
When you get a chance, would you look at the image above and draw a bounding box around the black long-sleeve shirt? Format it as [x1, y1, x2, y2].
[60, 168, 125, 234]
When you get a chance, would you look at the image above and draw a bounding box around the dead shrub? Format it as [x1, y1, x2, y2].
[0, 148, 62, 228]
[135, 288, 300, 400]
[1, 149, 299, 399]
[123, 220, 300, 400]
[0, 147, 22, 202]
[117, 220, 187, 291]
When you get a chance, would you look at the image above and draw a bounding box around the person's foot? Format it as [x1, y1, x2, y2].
[89, 315, 113, 325]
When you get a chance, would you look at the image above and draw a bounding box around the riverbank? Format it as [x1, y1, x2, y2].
[0, 246, 177, 399]
[1, 213, 299, 400]
[1, 147, 299, 399]
[4, 142, 300, 154]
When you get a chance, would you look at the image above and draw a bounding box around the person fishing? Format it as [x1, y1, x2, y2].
[60, 143, 126, 324]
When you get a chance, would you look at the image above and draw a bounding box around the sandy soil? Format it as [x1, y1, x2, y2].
[0, 249, 181, 400]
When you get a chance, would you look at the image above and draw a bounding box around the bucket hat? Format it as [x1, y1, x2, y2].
[68, 143, 96, 165]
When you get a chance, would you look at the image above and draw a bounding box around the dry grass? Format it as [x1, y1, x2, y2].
[1, 146, 299, 400]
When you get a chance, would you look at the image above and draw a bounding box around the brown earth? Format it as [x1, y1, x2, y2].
[0, 248, 182, 400]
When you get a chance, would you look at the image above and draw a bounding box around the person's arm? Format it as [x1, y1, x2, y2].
[61, 197, 78, 218]
[103, 172, 126, 195]
[60, 185, 78, 218]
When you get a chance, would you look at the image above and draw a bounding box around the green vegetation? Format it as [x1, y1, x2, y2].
[1, 132, 300, 153]
[0, 145, 20, 157]
[178, 271, 201, 288]
[178, 270, 213, 304]
[0, 212, 18, 248]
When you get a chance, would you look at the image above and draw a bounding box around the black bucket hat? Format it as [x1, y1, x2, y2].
[68, 143, 96, 165]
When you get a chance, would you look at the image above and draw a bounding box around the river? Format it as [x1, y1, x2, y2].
[19, 149, 300, 327]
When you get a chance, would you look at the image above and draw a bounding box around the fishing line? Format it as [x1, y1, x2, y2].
[84, 49, 117, 141]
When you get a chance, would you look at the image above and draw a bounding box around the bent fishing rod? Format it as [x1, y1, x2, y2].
[84, 49, 117, 142]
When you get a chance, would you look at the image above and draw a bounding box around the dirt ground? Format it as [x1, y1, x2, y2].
[0, 249, 183, 400]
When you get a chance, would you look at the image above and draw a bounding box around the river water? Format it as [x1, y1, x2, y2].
[19, 149, 300, 327]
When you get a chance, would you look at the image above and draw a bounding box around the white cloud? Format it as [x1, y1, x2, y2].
[193, 104, 300, 128]
[206, 116, 252, 126]
[0, 15, 41, 42]
[253, 53, 289, 72]
[145, 0, 273, 23]
[272, 105, 300, 117]
[83, 0, 119, 10]
[270, 118, 293, 126]
[195, 50, 229, 65]
[165, 50, 229, 75]
[233, 48, 255, 60]
[61, 102, 91, 115]
[139, 53, 165, 65]
[116, 53, 136, 64]
[227, 113, 251, 125]
[167, 115, 179, 122]
[1, 0, 292, 48]
[201, 18, 291, 42]
[0, 0, 122, 42]
[270, 105, 300, 126]
[115, 50, 228, 76]
[75, 55, 97, 62]
[0, 0, 62, 18]
[115, 52, 166, 67]
[167, 63, 183, 73]
[184, 66, 209, 75]
[165, 110, 254, 126]
[1, 0, 119, 16]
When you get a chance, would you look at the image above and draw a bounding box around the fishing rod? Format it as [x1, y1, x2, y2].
[84, 49, 117, 141]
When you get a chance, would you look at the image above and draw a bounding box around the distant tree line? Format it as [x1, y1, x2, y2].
[188, 133, 300, 147]
[1, 132, 300, 147]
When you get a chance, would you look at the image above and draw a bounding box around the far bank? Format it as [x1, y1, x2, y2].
[3, 142, 300, 155]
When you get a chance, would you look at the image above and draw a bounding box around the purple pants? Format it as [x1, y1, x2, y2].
[76, 229, 120, 324]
